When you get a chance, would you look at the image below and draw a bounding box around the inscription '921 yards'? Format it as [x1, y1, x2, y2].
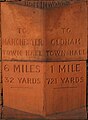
[0, 0, 84, 8]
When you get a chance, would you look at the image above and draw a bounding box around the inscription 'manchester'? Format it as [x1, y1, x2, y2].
[3, 38, 44, 46]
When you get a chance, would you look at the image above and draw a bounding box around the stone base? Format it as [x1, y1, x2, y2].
[2, 106, 87, 119]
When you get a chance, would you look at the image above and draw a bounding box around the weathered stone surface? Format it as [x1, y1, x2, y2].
[1, 2, 87, 61]
[45, 61, 86, 115]
[2, 61, 44, 116]
[2, 61, 87, 119]
[45, 2, 87, 61]
[2, 107, 87, 119]
[1, 2, 45, 61]
[1, 1, 87, 119]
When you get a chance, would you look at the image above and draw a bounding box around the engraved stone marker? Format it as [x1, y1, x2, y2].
[2, 61, 87, 119]
[45, 61, 86, 116]
[45, 2, 87, 61]
[2, 62, 44, 116]
[1, 2, 87, 61]
[1, 1, 87, 119]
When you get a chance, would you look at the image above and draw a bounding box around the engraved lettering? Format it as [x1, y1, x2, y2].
[51, 38, 80, 46]
[13, 64, 40, 73]
[62, 28, 71, 33]
[50, 64, 80, 73]
[61, 77, 84, 84]
[18, 77, 41, 84]
[4, 65, 9, 71]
